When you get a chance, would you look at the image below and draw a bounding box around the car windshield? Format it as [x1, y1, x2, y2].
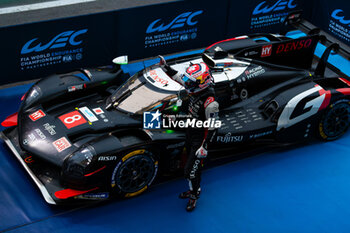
[111, 71, 178, 114]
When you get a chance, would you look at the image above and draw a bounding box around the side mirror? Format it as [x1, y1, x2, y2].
[112, 55, 128, 65]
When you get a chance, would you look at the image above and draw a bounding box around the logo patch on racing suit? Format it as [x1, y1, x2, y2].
[204, 97, 215, 108]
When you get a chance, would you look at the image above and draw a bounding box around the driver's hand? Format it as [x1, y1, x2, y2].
[195, 146, 208, 158]
[158, 55, 166, 66]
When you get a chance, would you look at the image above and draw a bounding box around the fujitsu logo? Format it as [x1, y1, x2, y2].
[252, 0, 297, 15]
[21, 29, 88, 54]
[331, 9, 350, 27]
[146, 10, 203, 34]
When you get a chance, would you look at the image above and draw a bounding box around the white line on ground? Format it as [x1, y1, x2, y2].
[0, 0, 96, 15]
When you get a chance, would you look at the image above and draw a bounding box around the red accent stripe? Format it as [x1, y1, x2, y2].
[339, 78, 350, 87]
[1, 112, 18, 127]
[336, 88, 350, 96]
[206, 36, 247, 50]
[21, 93, 26, 101]
[318, 88, 331, 111]
[55, 187, 99, 199]
[84, 165, 106, 177]
[202, 128, 208, 144]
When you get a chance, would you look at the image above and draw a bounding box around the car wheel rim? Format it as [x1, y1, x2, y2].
[116, 154, 155, 193]
[323, 103, 350, 139]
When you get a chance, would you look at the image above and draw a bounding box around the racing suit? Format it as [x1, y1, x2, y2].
[161, 64, 219, 196]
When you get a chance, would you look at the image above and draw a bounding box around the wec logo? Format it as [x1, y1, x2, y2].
[331, 9, 350, 26]
[253, 0, 297, 15]
[21, 29, 88, 54]
[146, 10, 203, 34]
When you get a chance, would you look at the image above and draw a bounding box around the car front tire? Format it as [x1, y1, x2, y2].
[111, 149, 158, 197]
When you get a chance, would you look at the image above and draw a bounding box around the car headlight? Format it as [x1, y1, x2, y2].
[61, 146, 96, 187]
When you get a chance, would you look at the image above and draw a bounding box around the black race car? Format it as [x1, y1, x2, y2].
[2, 13, 350, 204]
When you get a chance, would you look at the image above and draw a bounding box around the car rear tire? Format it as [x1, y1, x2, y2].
[111, 149, 158, 197]
[318, 100, 350, 141]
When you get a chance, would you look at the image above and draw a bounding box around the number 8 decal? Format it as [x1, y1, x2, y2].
[64, 115, 82, 124]
[59, 111, 87, 129]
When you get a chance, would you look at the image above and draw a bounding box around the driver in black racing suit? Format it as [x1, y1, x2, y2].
[159, 55, 219, 211]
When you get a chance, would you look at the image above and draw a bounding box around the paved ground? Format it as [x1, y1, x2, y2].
[0, 0, 177, 27]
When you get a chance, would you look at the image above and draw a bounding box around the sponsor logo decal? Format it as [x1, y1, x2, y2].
[76, 192, 109, 200]
[145, 10, 202, 48]
[244, 66, 265, 79]
[276, 39, 312, 54]
[244, 50, 259, 57]
[277, 85, 325, 131]
[52, 137, 71, 152]
[143, 110, 162, 129]
[98, 113, 109, 122]
[329, 9, 350, 43]
[23, 133, 37, 145]
[20, 29, 87, 70]
[249, 130, 273, 139]
[28, 133, 36, 141]
[34, 128, 46, 140]
[146, 11, 202, 33]
[261, 45, 272, 57]
[149, 70, 169, 86]
[29, 109, 46, 121]
[204, 97, 215, 108]
[68, 84, 84, 92]
[190, 159, 201, 179]
[79, 107, 98, 122]
[332, 9, 350, 25]
[250, 0, 297, 30]
[24, 155, 34, 164]
[98, 156, 117, 161]
[59, 111, 87, 129]
[43, 123, 56, 135]
[93, 107, 104, 115]
[21, 29, 87, 54]
[217, 133, 243, 143]
[252, 0, 297, 15]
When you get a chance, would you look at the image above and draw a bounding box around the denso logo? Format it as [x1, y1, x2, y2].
[253, 0, 297, 15]
[146, 10, 203, 34]
[331, 9, 350, 26]
[21, 29, 88, 54]
[276, 39, 312, 54]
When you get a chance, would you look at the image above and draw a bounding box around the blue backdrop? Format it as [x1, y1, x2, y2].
[0, 0, 348, 86]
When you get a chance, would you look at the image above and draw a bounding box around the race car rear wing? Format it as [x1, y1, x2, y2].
[282, 11, 350, 78]
[282, 11, 350, 61]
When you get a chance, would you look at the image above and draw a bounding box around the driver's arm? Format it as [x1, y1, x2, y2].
[195, 97, 219, 158]
[203, 98, 219, 147]
[158, 55, 185, 85]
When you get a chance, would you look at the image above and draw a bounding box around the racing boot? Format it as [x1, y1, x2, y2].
[186, 193, 199, 212]
[179, 187, 201, 199]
